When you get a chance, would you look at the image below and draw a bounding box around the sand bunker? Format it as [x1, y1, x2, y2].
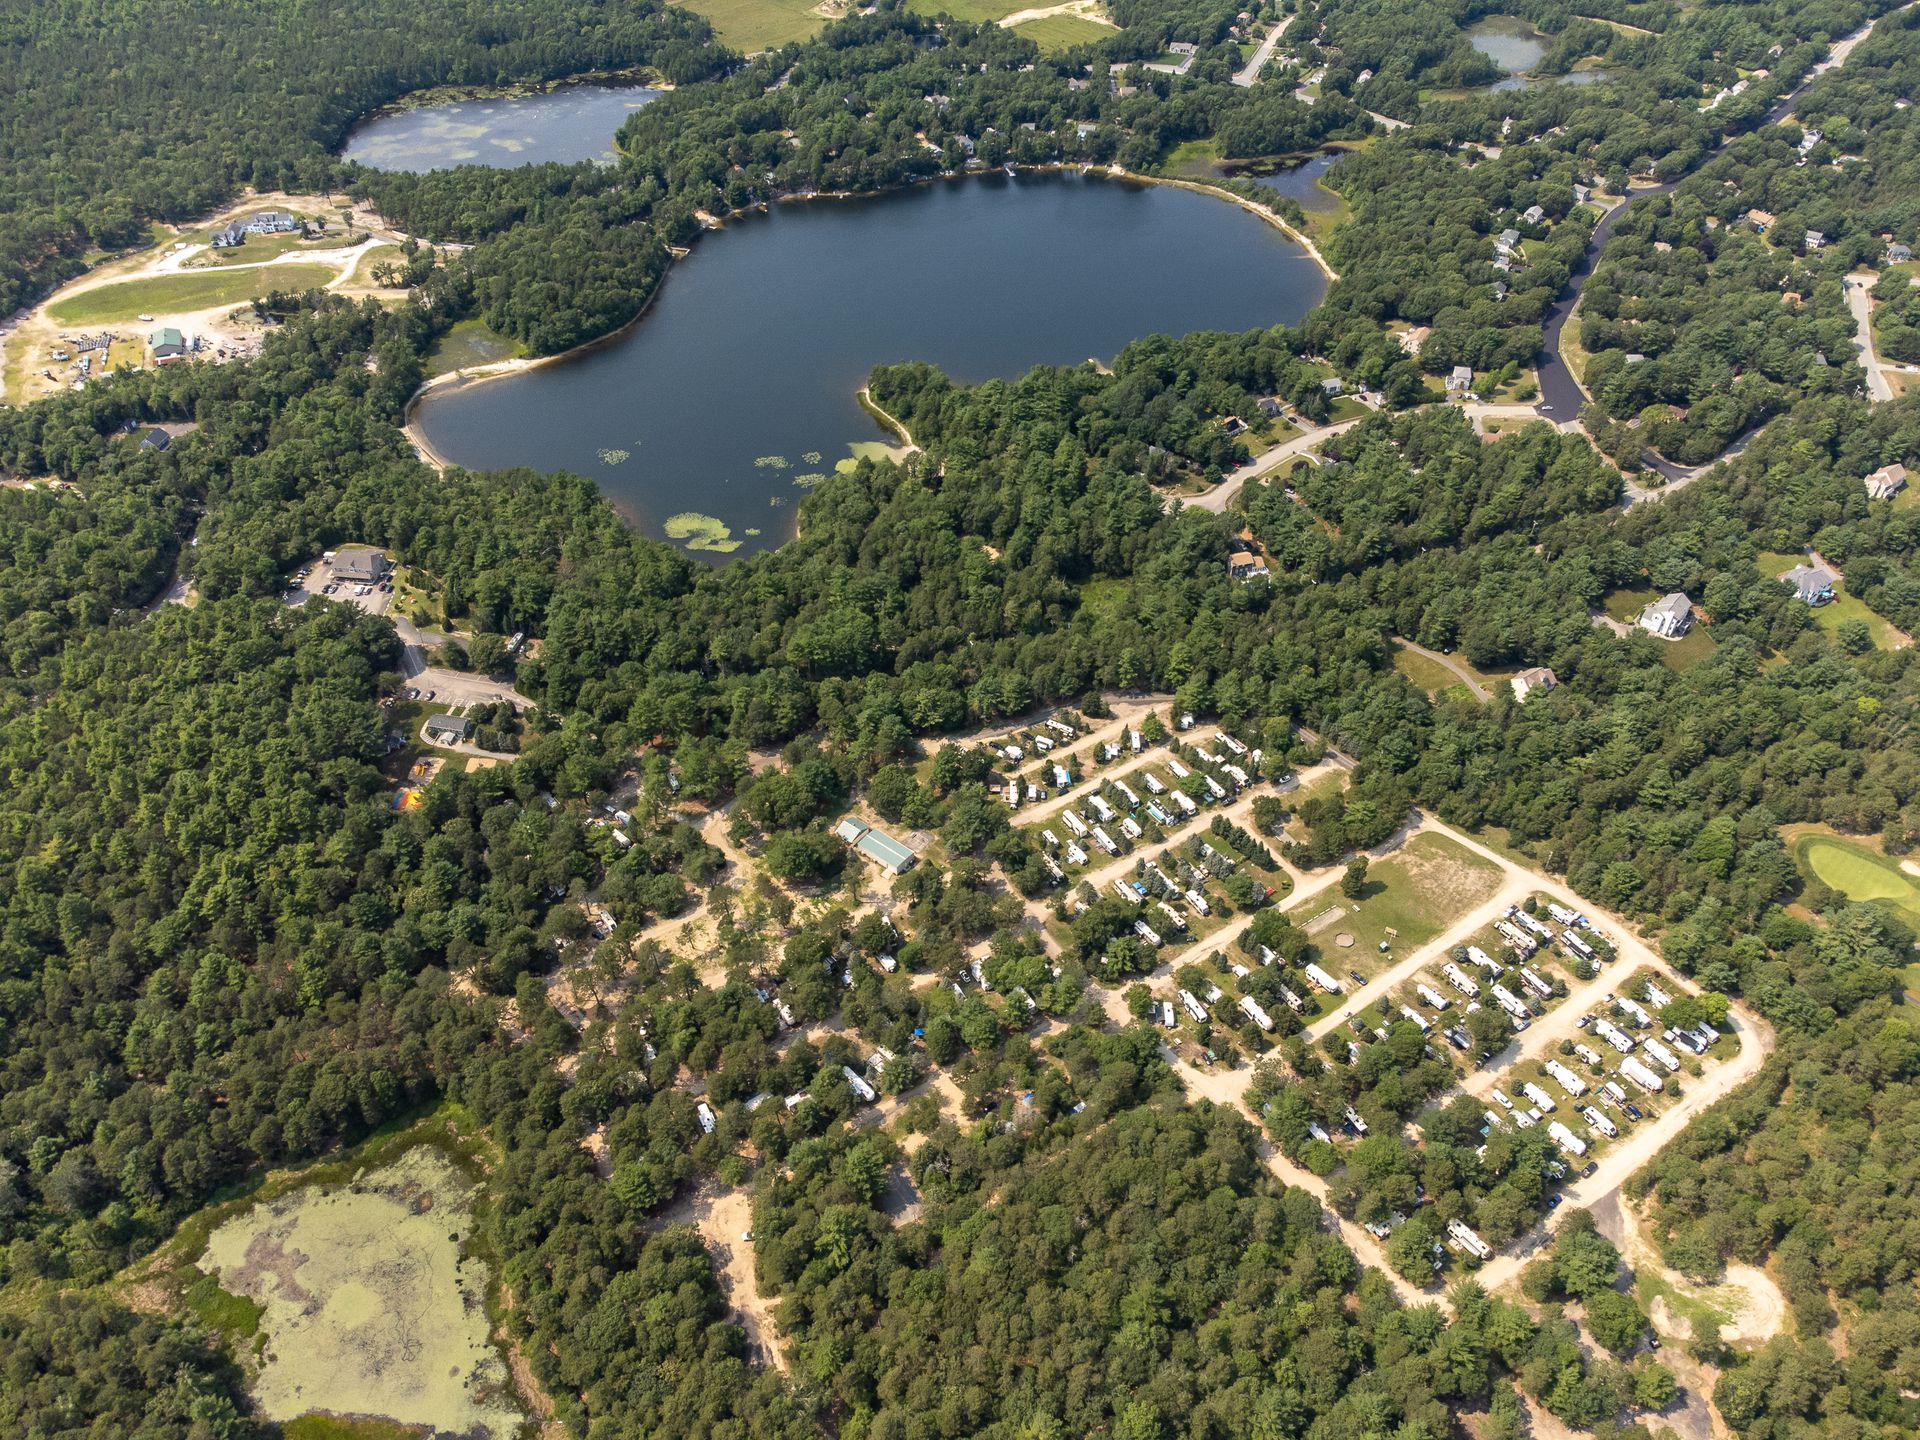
[201, 1146, 524, 1438]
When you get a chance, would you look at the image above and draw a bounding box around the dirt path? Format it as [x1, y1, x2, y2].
[672, 1187, 789, 1373]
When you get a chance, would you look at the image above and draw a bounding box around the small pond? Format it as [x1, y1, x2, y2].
[343, 79, 660, 170]
[1468, 14, 1550, 73]
[412, 171, 1330, 560]
[1226, 152, 1343, 213]
[1467, 15, 1617, 90]
[200, 1147, 525, 1439]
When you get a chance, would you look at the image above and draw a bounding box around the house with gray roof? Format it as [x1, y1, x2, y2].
[1781, 563, 1836, 605]
[1639, 592, 1694, 639]
[1866, 462, 1907, 499]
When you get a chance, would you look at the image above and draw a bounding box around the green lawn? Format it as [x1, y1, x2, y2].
[1660, 625, 1717, 672]
[1392, 646, 1465, 696]
[194, 228, 355, 268]
[1602, 585, 1658, 624]
[1012, 14, 1116, 49]
[424, 319, 527, 377]
[673, 0, 829, 50]
[48, 264, 336, 325]
[1793, 832, 1920, 929]
[1288, 832, 1504, 965]
[904, 0, 1030, 20]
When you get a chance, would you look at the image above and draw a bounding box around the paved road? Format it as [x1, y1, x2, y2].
[1847, 273, 1896, 402]
[1534, 9, 1901, 429]
[1174, 417, 1365, 515]
[1391, 637, 1491, 699]
[1233, 14, 1295, 87]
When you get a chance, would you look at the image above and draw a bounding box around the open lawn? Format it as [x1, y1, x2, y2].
[1659, 626, 1717, 672]
[1793, 831, 1920, 929]
[1290, 831, 1504, 963]
[192, 228, 356, 268]
[1602, 585, 1658, 624]
[673, 0, 829, 50]
[424, 318, 527, 376]
[1392, 646, 1468, 697]
[47, 265, 336, 325]
[905, 0, 1029, 19]
[1012, 14, 1116, 48]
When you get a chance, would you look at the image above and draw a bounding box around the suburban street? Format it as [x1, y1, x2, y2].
[1847, 273, 1896, 403]
[1233, 14, 1295, 87]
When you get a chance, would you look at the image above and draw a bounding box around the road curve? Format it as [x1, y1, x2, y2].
[1174, 416, 1366, 516]
[1534, 8, 1900, 422]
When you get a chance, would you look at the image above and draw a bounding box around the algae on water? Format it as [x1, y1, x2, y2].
[662, 511, 742, 552]
[200, 1147, 525, 1440]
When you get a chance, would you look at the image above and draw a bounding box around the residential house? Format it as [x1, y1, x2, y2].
[1256, 396, 1284, 417]
[1865, 462, 1907, 500]
[1804, 229, 1825, 251]
[1321, 376, 1344, 396]
[1522, 204, 1545, 224]
[1227, 549, 1269, 580]
[1745, 208, 1776, 233]
[1510, 667, 1558, 700]
[1780, 562, 1836, 605]
[1889, 241, 1914, 263]
[1572, 183, 1591, 205]
[150, 326, 187, 363]
[1638, 592, 1694, 639]
[139, 428, 172, 452]
[1447, 365, 1473, 393]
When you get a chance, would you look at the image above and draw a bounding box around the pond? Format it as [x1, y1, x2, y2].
[412, 171, 1329, 559]
[1227, 152, 1343, 213]
[343, 79, 660, 170]
[1466, 15, 1617, 91]
[200, 1146, 525, 1439]
[1467, 15, 1549, 73]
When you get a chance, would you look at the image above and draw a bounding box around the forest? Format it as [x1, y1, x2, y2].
[7, 0, 1920, 1437]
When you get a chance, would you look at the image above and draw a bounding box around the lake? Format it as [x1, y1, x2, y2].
[342, 79, 660, 170]
[412, 172, 1330, 559]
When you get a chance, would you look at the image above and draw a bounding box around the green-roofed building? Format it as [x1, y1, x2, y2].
[855, 827, 916, 875]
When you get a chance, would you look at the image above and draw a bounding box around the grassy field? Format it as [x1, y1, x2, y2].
[904, 0, 1029, 19]
[1012, 14, 1116, 48]
[346, 244, 408, 288]
[1659, 625, 1717, 672]
[673, 0, 829, 50]
[1392, 645, 1475, 700]
[48, 265, 336, 325]
[1290, 831, 1503, 963]
[1793, 831, 1920, 928]
[424, 319, 527, 376]
[193, 229, 355, 268]
[1602, 585, 1658, 624]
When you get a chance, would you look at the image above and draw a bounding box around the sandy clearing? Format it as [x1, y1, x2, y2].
[997, 0, 1117, 28]
[689, 1188, 789, 1372]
